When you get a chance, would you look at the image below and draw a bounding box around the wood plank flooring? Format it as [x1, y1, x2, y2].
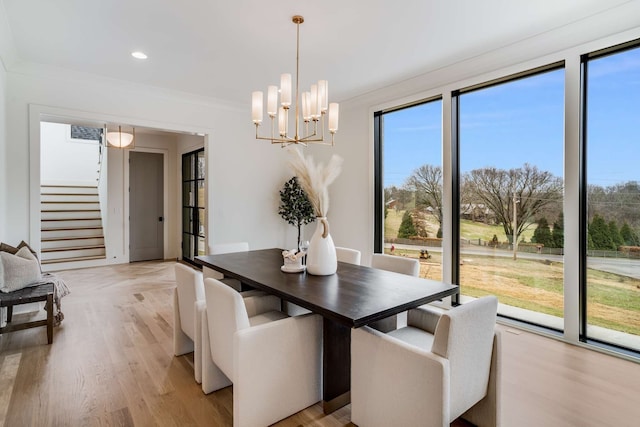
[0, 260, 638, 426]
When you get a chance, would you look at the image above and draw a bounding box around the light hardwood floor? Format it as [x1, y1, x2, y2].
[0, 260, 638, 426]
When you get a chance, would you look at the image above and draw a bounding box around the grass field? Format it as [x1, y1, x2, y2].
[384, 210, 640, 337]
[385, 209, 535, 243]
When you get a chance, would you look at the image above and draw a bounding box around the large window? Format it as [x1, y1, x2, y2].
[584, 44, 640, 352]
[456, 67, 565, 329]
[376, 99, 443, 280]
[373, 39, 640, 359]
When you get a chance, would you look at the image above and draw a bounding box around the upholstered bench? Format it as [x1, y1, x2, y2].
[0, 282, 54, 344]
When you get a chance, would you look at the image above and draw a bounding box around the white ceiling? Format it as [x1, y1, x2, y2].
[1, 0, 636, 106]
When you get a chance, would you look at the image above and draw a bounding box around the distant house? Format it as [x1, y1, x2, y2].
[460, 203, 497, 224]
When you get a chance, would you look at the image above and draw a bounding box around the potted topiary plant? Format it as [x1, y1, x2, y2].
[278, 176, 315, 253]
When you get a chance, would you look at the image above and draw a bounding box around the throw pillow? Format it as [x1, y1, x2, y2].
[17, 240, 42, 272]
[0, 247, 42, 293]
[0, 242, 19, 255]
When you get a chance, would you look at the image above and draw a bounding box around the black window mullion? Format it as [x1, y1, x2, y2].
[579, 54, 589, 342]
[374, 111, 383, 254]
[451, 91, 461, 305]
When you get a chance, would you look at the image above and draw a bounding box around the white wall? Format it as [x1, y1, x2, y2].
[40, 122, 100, 185]
[5, 65, 293, 259]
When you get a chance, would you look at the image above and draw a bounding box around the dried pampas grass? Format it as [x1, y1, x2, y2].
[288, 148, 343, 218]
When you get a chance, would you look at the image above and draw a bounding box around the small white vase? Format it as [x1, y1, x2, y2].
[306, 217, 337, 275]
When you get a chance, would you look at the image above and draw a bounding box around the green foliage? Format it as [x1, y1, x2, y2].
[532, 217, 553, 247]
[589, 214, 616, 250]
[397, 210, 417, 238]
[608, 221, 624, 249]
[552, 212, 564, 248]
[278, 177, 315, 250]
[620, 222, 640, 246]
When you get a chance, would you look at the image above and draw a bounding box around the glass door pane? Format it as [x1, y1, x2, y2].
[458, 68, 565, 330]
[585, 46, 640, 351]
[381, 100, 443, 280]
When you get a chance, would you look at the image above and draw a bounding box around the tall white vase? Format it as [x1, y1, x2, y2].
[306, 217, 337, 275]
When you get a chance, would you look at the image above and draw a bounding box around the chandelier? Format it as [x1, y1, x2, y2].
[251, 15, 339, 147]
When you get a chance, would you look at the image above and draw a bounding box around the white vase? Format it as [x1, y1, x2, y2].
[306, 217, 337, 275]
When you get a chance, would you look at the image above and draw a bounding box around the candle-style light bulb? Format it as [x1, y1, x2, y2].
[278, 107, 288, 136]
[281, 74, 292, 107]
[328, 103, 339, 133]
[267, 86, 278, 117]
[252, 91, 263, 124]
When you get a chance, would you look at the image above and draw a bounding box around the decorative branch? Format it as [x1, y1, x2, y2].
[288, 147, 343, 218]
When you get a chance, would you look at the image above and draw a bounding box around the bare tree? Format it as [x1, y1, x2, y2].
[462, 163, 563, 246]
[407, 164, 443, 233]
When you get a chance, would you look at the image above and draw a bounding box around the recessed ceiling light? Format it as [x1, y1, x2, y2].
[131, 51, 148, 59]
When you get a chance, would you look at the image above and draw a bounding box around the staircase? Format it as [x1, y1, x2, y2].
[40, 185, 106, 266]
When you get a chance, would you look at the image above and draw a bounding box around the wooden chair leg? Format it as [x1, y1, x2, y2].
[46, 294, 53, 345]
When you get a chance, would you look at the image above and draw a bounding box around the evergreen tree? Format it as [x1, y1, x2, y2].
[620, 222, 640, 246]
[397, 210, 417, 238]
[588, 214, 616, 250]
[278, 177, 315, 251]
[608, 221, 624, 249]
[552, 212, 564, 248]
[532, 217, 553, 247]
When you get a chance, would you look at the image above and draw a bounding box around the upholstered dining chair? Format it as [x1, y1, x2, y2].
[351, 296, 501, 427]
[335, 246, 362, 265]
[371, 253, 420, 277]
[370, 253, 420, 329]
[200, 278, 322, 427]
[204, 242, 250, 291]
[173, 263, 205, 383]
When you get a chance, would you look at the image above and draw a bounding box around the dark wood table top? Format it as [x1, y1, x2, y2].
[196, 248, 458, 328]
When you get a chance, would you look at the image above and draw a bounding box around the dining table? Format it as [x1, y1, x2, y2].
[195, 248, 459, 414]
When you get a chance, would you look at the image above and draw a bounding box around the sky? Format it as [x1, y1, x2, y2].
[383, 46, 640, 188]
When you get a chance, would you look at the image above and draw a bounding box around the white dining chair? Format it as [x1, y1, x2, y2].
[204, 241, 249, 291]
[370, 253, 420, 329]
[336, 246, 362, 265]
[200, 278, 322, 427]
[173, 263, 205, 383]
[351, 296, 501, 427]
[371, 253, 420, 277]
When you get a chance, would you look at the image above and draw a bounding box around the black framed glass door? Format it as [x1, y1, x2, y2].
[182, 148, 205, 265]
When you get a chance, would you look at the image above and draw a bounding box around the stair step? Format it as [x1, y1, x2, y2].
[41, 227, 104, 239]
[42, 218, 100, 223]
[41, 194, 100, 202]
[41, 210, 101, 220]
[41, 226, 103, 231]
[41, 236, 105, 249]
[41, 246, 106, 261]
[41, 255, 107, 265]
[41, 202, 100, 211]
[41, 186, 98, 195]
[42, 219, 102, 228]
[41, 244, 105, 253]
